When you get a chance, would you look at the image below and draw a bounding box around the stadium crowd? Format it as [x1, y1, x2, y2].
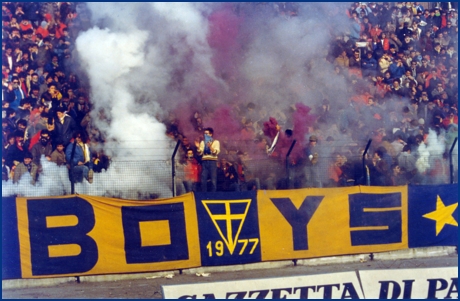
[2, 2, 107, 185]
[1, 2, 458, 194]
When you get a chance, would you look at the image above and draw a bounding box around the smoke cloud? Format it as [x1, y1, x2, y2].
[3, 3, 457, 198]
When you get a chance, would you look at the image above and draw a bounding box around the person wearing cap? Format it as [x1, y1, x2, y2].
[12, 151, 38, 184]
[304, 135, 321, 188]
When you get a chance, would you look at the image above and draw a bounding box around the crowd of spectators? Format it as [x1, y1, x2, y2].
[2, 2, 458, 193]
[2, 2, 107, 184]
[171, 2, 459, 192]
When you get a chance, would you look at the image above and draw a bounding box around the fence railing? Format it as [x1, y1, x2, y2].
[2, 151, 457, 200]
[2, 136, 458, 199]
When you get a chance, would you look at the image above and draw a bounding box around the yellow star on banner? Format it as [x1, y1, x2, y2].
[422, 195, 458, 236]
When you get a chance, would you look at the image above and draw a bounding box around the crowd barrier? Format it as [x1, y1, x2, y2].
[2, 184, 457, 279]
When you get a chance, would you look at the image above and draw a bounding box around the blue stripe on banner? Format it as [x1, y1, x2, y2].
[408, 184, 458, 248]
[2, 197, 22, 279]
[194, 191, 261, 266]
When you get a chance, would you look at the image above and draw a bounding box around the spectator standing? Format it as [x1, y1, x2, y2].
[4, 130, 26, 168]
[327, 152, 344, 187]
[35, 21, 49, 38]
[361, 51, 378, 78]
[30, 129, 52, 167]
[12, 151, 37, 184]
[182, 149, 201, 193]
[398, 144, 417, 182]
[349, 50, 362, 69]
[391, 134, 407, 157]
[4, 76, 25, 110]
[196, 127, 220, 192]
[304, 135, 321, 188]
[372, 147, 392, 186]
[389, 57, 406, 79]
[179, 136, 198, 164]
[40, 81, 62, 111]
[65, 130, 93, 183]
[234, 150, 259, 191]
[74, 95, 90, 127]
[390, 163, 407, 185]
[17, 98, 32, 120]
[217, 156, 240, 192]
[4, 108, 17, 133]
[378, 52, 392, 74]
[49, 141, 66, 166]
[2, 156, 11, 181]
[52, 106, 76, 148]
[335, 50, 350, 68]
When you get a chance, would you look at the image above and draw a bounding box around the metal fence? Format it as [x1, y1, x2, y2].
[2, 150, 457, 200]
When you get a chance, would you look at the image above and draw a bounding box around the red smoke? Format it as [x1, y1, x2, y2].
[292, 102, 316, 145]
[207, 5, 242, 80]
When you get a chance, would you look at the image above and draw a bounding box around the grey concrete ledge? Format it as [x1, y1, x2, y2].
[2, 277, 75, 290]
[372, 246, 456, 260]
[184, 260, 293, 275]
[296, 246, 457, 266]
[3, 246, 457, 289]
[78, 270, 180, 283]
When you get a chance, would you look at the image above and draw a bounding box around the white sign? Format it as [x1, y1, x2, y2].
[359, 267, 458, 299]
[162, 271, 364, 299]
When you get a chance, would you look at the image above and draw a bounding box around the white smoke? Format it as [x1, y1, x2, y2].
[2, 156, 173, 199]
[415, 129, 449, 184]
[2, 157, 71, 197]
[3, 3, 457, 198]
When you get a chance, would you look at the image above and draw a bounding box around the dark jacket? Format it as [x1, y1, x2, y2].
[53, 115, 77, 147]
[361, 56, 378, 70]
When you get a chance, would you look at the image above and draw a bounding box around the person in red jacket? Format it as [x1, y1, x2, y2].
[35, 21, 49, 39]
[19, 18, 33, 34]
[182, 149, 201, 193]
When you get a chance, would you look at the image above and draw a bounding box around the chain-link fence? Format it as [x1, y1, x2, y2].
[2, 148, 457, 199]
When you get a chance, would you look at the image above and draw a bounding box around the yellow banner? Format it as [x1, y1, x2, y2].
[258, 186, 408, 261]
[16, 193, 200, 278]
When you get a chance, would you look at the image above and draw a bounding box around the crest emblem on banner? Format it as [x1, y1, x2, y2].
[202, 199, 251, 255]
